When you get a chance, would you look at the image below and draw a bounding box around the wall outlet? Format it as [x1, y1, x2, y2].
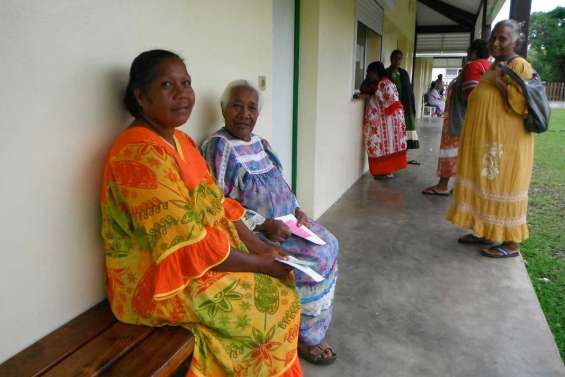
[258, 75, 267, 90]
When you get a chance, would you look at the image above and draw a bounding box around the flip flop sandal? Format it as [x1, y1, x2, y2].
[480, 245, 520, 258]
[374, 174, 394, 180]
[457, 234, 493, 245]
[408, 160, 421, 165]
[298, 342, 337, 365]
[421, 188, 449, 196]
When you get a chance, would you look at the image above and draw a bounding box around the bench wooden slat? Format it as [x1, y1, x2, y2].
[101, 327, 194, 377]
[0, 301, 116, 377]
[42, 322, 154, 377]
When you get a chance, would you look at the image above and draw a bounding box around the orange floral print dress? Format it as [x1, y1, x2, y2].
[101, 127, 302, 377]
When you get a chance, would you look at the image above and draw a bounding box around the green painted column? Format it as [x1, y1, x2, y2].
[291, 0, 300, 193]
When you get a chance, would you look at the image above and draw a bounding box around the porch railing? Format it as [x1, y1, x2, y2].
[546, 82, 565, 101]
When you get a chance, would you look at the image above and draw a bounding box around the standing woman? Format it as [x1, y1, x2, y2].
[447, 20, 535, 258]
[386, 49, 420, 154]
[101, 50, 303, 377]
[422, 39, 491, 196]
[361, 61, 407, 178]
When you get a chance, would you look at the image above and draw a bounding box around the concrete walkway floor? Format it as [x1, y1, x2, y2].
[303, 118, 565, 377]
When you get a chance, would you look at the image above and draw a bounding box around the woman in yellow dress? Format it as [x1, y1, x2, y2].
[101, 50, 303, 377]
[447, 20, 534, 258]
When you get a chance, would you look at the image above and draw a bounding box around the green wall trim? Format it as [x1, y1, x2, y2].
[291, 0, 300, 193]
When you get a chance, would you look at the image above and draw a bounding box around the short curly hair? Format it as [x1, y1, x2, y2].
[220, 79, 263, 113]
[490, 19, 525, 52]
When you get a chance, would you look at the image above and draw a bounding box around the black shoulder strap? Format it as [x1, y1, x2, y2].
[506, 55, 520, 64]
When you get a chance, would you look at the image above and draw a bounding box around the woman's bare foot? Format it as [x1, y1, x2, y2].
[422, 178, 450, 195]
[480, 241, 520, 258]
[298, 341, 337, 365]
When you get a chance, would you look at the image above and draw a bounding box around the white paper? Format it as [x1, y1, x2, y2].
[275, 214, 327, 245]
[285, 255, 316, 267]
[275, 257, 325, 283]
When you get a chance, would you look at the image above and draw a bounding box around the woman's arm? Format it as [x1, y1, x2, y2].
[212, 248, 292, 280]
[234, 220, 288, 257]
[255, 219, 291, 243]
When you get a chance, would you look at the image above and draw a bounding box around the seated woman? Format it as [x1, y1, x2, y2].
[426, 80, 445, 115]
[201, 80, 339, 365]
[101, 50, 303, 377]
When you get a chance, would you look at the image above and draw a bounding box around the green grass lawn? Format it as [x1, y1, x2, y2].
[522, 107, 565, 361]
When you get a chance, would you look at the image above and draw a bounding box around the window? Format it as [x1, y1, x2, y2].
[353, 0, 383, 93]
[354, 22, 382, 91]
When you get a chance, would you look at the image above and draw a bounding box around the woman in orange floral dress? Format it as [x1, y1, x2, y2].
[101, 50, 303, 377]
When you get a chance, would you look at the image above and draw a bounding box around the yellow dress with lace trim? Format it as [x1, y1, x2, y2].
[447, 57, 534, 243]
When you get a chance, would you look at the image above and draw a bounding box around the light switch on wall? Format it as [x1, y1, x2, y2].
[258, 75, 266, 90]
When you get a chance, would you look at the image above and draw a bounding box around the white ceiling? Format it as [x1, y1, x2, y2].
[416, 0, 482, 27]
[416, 2, 457, 26]
[415, 0, 506, 55]
[440, 0, 482, 14]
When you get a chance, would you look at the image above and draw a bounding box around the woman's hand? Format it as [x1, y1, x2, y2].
[212, 248, 291, 280]
[257, 219, 291, 243]
[256, 249, 293, 280]
[295, 208, 309, 227]
[261, 245, 289, 259]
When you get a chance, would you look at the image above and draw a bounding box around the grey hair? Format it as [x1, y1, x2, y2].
[491, 19, 525, 45]
[220, 79, 263, 112]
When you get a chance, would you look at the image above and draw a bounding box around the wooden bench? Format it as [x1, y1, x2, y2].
[0, 301, 194, 377]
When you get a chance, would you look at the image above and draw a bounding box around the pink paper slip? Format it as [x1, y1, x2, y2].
[275, 214, 326, 245]
[283, 220, 311, 238]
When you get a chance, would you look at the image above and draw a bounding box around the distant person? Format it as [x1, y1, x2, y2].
[447, 20, 535, 258]
[434, 74, 445, 96]
[359, 61, 407, 179]
[423, 39, 491, 196]
[426, 80, 445, 115]
[387, 49, 420, 165]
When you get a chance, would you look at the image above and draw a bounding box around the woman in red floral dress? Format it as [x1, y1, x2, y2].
[360, 61, 407, 179]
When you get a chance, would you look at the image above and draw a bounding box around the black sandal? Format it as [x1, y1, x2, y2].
[457, 234, 493, 245]
[480, 245, 520, 258]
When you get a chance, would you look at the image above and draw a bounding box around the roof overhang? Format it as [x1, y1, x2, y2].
[416, 0, 506, 56]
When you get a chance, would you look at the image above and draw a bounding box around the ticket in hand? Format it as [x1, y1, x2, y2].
[275, 256, 324, 282]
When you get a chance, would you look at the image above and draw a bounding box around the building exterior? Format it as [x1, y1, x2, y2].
[0, 0, 515, 363]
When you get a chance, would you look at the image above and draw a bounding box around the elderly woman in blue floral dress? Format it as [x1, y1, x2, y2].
[201, 80, 339, 365]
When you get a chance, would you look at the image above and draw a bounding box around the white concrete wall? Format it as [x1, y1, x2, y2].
[297, 0, 367, 218]
[414, 57, 434, 118]
[272, 0, 295, 184]
[296, 0, 416, 218]
[382, 0, 416, 75]
[0, 0, 273, 362]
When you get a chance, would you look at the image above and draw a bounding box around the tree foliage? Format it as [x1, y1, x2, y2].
[528, 7, 565, 82]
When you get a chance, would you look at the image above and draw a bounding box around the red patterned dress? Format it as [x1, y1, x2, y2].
[363, 77, 408, 176]
[437, 58, 491, 178]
